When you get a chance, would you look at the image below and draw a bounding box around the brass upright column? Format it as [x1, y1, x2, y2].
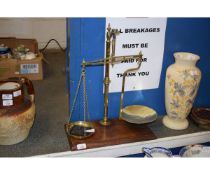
[100, 24, 112, 126]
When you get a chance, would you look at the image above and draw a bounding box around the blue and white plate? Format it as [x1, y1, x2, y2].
[143, 147, 173, 157]
[179, 145, 210, 157]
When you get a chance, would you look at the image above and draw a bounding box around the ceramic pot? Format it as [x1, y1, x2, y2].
[163, 52, 201, 130]
[0, 77, 35, 145]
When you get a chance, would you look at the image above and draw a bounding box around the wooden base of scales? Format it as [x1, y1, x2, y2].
[65, 119, 156, 151]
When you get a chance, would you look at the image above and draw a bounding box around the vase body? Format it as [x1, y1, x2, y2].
[163, 52, 201, 130]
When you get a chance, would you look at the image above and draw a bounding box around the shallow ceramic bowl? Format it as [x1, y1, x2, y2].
[121, 105, 157, 124]
[191, 108, 210, 129]
[143, 147, 173, 157]
[179, 145, 210, 157]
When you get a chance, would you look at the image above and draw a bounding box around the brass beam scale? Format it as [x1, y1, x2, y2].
[82, 24, 143, 126]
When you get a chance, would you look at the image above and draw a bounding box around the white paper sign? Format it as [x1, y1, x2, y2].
[105, 18, 167, 93]
[3, 100, 13, 106]
[77, 143, 87, 150]
[13, 90, 21, 97]
[2, 94, 13, 100]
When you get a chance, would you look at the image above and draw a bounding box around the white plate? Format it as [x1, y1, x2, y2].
[179, 145, 210, 157]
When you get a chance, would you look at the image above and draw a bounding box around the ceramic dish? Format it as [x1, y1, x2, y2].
[191, 108, 210, 129]
[121, 105, 157, 124]
[179, 145, 210, 157]
[143, 147, 173, 157]
[0, 47, 8, 52]
[25, 52, 36, 60]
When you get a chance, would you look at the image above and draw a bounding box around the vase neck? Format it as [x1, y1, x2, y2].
[174, 52, 200, 67]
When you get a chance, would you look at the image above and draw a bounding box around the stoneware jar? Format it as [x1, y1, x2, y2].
[0, 77, 35, 145]
[163, 52, 201, 130]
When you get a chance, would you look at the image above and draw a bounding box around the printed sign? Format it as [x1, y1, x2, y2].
[20, 64, 39, 74]
[105, 18, 167, 93]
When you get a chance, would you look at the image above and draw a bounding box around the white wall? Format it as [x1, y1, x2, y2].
[0, 18, 66, 49]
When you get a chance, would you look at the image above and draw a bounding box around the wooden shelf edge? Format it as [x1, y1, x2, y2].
[34, 131, 210, 157]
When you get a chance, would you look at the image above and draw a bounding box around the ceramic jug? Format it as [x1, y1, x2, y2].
[163, 52, 201, 130]
[0, 77, 35, 145]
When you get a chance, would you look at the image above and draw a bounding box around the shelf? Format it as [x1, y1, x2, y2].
[36, 118, 210, 157]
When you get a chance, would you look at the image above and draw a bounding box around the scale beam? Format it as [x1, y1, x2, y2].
[81, 53, 143, 67]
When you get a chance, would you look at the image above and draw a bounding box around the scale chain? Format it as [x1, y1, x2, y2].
[69, 66, 91, 122]
[82, 69, 86, 122]
[83, 68, 91, 122]
[69, 68, 83, 122]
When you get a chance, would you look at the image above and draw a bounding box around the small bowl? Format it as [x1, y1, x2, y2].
[0, 47, 8, 52]
[143, 147, 173, 157]
[25, 52, 36, 60]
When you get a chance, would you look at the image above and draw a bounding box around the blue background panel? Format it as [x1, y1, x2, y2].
[69, 18, 210, 122]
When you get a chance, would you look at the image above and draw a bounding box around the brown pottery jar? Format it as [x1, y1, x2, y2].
[0, 77, 35, 145]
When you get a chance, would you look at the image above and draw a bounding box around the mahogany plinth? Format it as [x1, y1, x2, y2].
[65, 118, 156, 151]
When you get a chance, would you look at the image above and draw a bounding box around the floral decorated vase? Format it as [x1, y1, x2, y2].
[163, 52, 201, 130]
